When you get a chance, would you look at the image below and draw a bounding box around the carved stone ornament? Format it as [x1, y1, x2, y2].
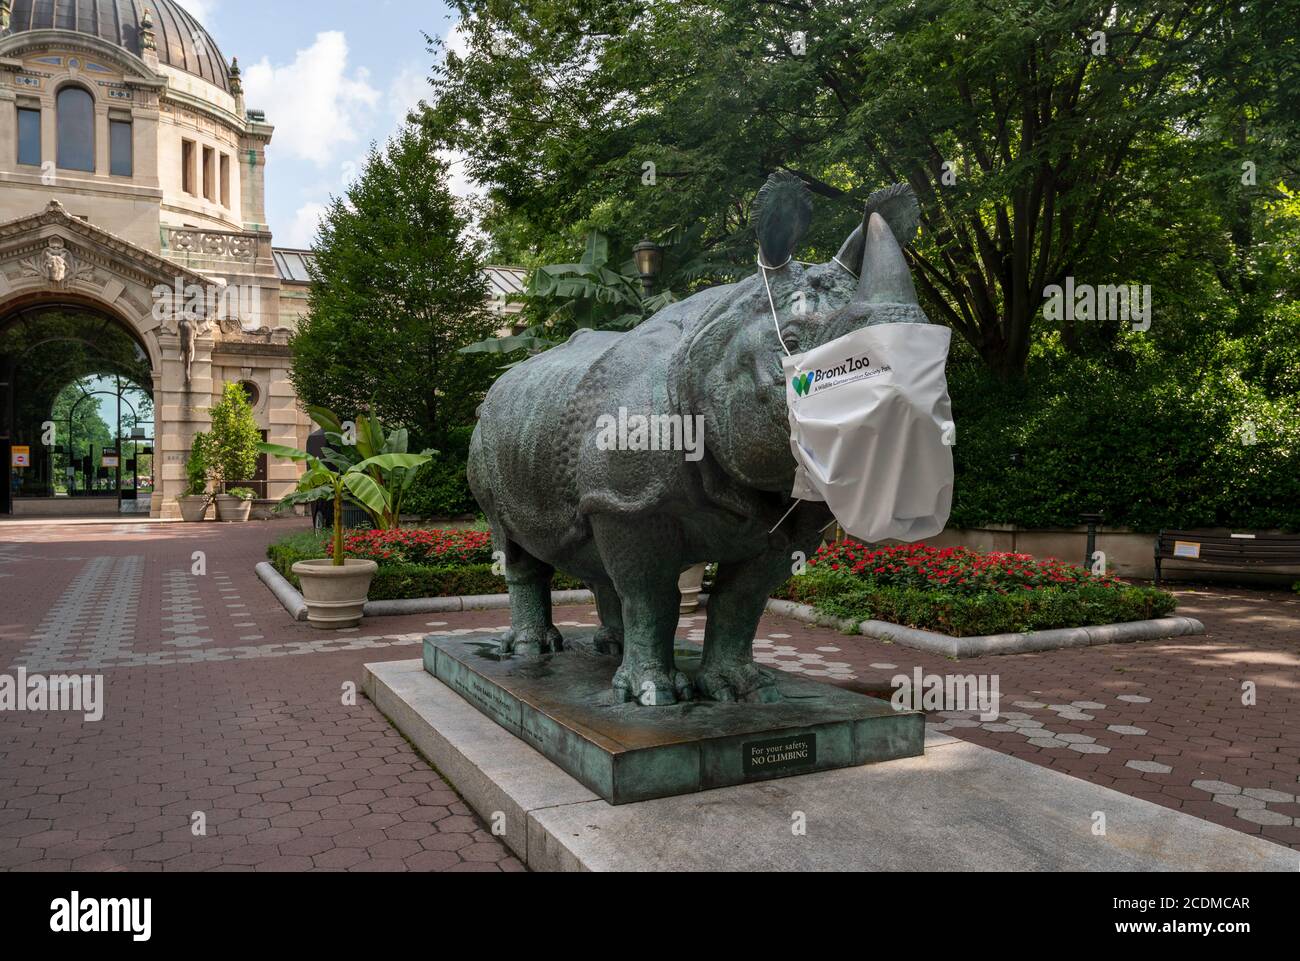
[19, 238, 95, 289]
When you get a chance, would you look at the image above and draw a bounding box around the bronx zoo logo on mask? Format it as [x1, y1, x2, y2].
[791, 353, 891, 398]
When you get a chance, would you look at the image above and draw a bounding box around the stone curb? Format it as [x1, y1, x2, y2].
[254, 561, 308, 622]
[764, 599, 1207, 658]
[254, 565, 594, 621]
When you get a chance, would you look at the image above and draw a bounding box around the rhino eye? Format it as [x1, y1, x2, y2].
[782, 332, 801, 353]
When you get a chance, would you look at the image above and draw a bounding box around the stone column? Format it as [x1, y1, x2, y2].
[155, 332, 215, 520]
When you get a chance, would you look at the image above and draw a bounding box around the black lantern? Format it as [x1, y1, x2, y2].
[632, 239, 664, 296]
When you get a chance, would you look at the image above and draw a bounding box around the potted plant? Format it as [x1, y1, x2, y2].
[177, 432, 211, 522]
[217, 487, 256, 522]
[259, 415, 432, 629]
[208, 382, 262, 523]
[678, 563, 708, 614]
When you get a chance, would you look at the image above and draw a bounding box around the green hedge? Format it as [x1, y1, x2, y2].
[404, 426, 479, 518]
[948, 324, 1300, 533]
[775, 569, 1176, 637]
[268, 533, 584, 599]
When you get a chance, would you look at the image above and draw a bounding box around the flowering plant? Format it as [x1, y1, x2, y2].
[323, 528, 494, 566]
[808, 542, 1123, 596]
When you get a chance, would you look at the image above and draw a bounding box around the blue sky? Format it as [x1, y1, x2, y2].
[177, 0, 464, 248]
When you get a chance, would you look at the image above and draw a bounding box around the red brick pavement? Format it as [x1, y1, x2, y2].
[0, 519, 523, 872]
[1, 519, 1297, 872]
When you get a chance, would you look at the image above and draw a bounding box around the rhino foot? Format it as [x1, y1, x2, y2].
[499, 625, 563, 657]
[696, 663, 781, 704]
[613, 661, 693, 706]
[592, 625, 624, 656]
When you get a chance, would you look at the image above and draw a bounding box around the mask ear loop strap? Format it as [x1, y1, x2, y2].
[759, 254, 792, 357]
[760, 252, 806, 534]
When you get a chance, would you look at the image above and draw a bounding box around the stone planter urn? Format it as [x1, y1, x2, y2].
[177, 495, 209, 523]
[293, 558, 379, 630]
[678, 563, 708, 614]
[214, 494, 252, 523]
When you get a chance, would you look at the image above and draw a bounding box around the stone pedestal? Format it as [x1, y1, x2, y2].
[425, 632, 923, 805]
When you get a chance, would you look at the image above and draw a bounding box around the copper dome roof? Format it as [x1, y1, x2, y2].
[5, 0, 232, 92]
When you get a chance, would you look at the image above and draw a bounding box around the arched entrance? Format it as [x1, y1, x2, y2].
[0, 302, 156, 516]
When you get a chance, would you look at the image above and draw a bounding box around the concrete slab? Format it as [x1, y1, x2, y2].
[364, 659, 1297, 872]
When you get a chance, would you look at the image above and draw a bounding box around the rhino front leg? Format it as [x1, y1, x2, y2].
[698, 546, 806, 703]
[591, 516, 692, 706]
[496, 534, 562, 656]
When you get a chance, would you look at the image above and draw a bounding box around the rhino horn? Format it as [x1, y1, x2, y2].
[857, 212, 919, 305]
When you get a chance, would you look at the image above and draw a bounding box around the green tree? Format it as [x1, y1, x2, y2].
[288, 122, 501, 448]
[50, 380, 114, 462]
[422, 0, 1290, 379]
[207, 382, 261, 491]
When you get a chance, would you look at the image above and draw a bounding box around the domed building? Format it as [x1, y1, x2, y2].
[0, 0, 313, 518]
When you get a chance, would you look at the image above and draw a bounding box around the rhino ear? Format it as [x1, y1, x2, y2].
[753, 171, 812, 268]
[834, 183, 921, 274]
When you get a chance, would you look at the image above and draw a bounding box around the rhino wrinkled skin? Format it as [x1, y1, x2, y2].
[469, 175, 931, 706]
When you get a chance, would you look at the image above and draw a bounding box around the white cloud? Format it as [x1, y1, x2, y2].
[243, 32, 380, 167]
[283, 202, 328, 249]
[386, 65, 429, 127]
[174, 0, 217, 24]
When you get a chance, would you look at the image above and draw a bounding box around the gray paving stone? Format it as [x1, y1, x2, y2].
[1212, 794, 1266, 810]
[1243, 788, 1295, 803]
[1107, 725, 1148, 735]
[1126, 760, 1173, 774]
[1235, 808, 1294, 826]
[1192, 779, 1240, 795]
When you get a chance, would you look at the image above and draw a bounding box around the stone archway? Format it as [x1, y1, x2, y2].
[0, 201, 218, 518]
[0, 301, 156, 514]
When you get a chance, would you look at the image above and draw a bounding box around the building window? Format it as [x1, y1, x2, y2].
[203, 146, 215, 202]
[56, 86, 95, 172]
[220, 153, 231, 208]
[17, 107, 41, 167]
[182, 139, 195, 194]
[109, 119, 132, 176]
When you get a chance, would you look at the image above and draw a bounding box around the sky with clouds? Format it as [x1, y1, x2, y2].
[175, 0, 463, 248]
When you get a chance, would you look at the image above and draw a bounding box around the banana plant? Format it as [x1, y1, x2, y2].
[299, 405, 435, 530]
[258, 439, 432, 566]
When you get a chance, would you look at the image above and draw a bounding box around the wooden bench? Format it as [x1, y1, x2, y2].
[1154, 530, 1300, 586]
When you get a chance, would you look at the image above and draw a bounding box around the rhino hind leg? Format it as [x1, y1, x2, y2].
[589, 582, 625, 656]
[591, 516, 692, 706]
[496, 535, 563, 657]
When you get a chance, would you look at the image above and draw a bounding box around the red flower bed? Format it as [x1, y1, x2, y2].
[809, 541, 1122, 596]
[325, 528, 494, 566]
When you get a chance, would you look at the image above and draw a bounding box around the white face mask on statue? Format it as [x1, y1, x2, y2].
[780, 323, 955, 543]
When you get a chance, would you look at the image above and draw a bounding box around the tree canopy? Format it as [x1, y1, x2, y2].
[421, 0, 1298, 379]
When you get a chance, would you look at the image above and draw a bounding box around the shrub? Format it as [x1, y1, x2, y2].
[947, 334, 1300, 532]
[267, 529, 582, 599]
[775, 542, 1177, 636]
[329, 528, 494, 566]
[184, 432, 210, 497]
[207, 382, 262, 493]
[403, 456, 479, 518]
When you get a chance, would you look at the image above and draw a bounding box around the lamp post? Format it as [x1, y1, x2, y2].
[632, 239, 664, 297]
[1080, 512, 1104, 572]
